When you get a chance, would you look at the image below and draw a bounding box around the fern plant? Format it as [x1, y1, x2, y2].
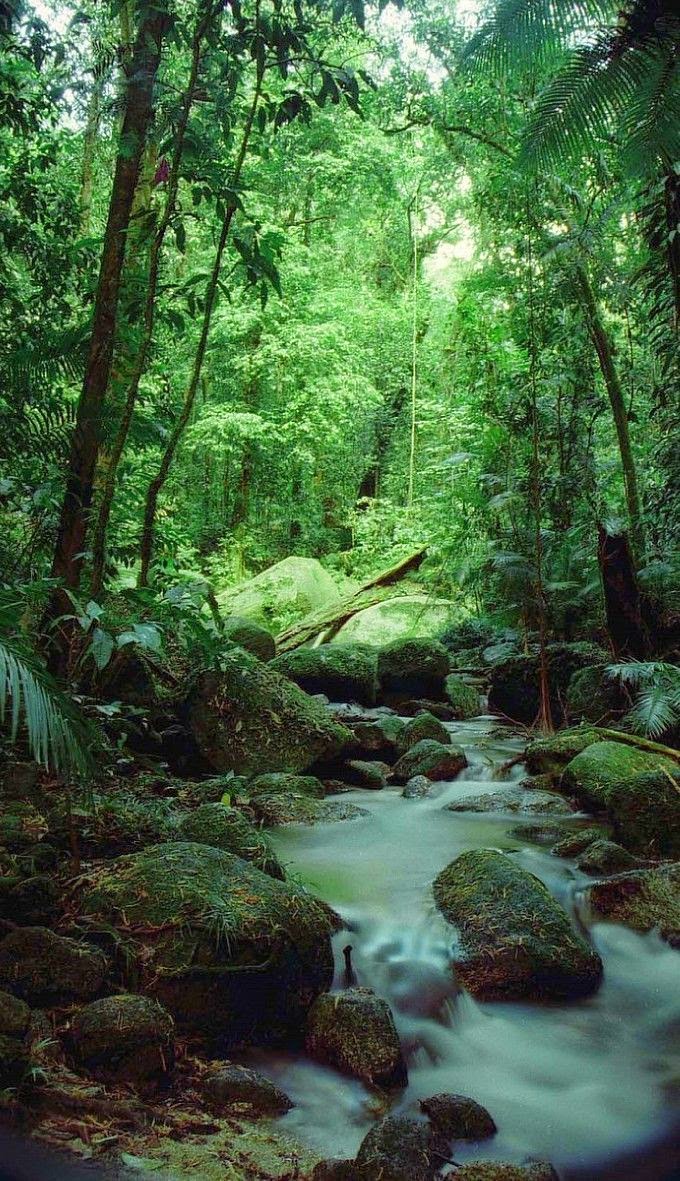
[606, 660, 680, 737]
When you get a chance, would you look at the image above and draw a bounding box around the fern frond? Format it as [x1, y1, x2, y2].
[0, 636, 91, 776]
[464, 0, 612, 73]
[625, 685, 679, 737]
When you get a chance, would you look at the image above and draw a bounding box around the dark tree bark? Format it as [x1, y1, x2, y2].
[45, 3, 169, 643]
[356, 386, 407, 504]
[597, 525, 656, 658]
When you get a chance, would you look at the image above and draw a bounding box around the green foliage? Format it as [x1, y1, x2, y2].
[0, 631, 89, 775]
[607, 661, 680, 737]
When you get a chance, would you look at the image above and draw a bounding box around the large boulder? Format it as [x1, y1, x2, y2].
[222, 616, 276, 662]
[562, 741, 680, 856]
[177, 804, 284, 879]
[575, 839, 639, 875]
[433, 850, 602, 1000]
[419, 1093, 496, 1140]
[69, 995, 175, 1090]
[78, 842, 335, 1043]
[393, 740, 467, 785]
[566, 665, 626, 725]
[184, 649, 351, 776]
[249, 793, 368, 827]
[215, 556, 339, 633]
[488, 643, 608, 725]
[396, 712, 451, 756]
[270, 645, 378, 706]
[354, 1115, 446, 1181]
[248, 773, 325, 799]
[582, 864, 680, 944]
[525, 728, 604, 776]
[0, 927, 108, 1005]
[445, 675, 480, 719]
[202, 1063, 293, 1115]
[351, 716, 405, 762]
[446, 788, 572, 815]
[378, 638, 450, 700]
[306, 988, 407, 1089]
[334, 596, 454, 647]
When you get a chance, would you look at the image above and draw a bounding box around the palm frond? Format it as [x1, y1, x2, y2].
[0, 635, 91, 776]
[625, 684, 679, 737]
[464, 0, 612, 73]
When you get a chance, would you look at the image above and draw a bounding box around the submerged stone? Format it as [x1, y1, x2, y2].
[249, 793, 369, 826]
[446, 788, 571, 815]
[402, 775, 435, 799]
[306, 987, 407, 1089]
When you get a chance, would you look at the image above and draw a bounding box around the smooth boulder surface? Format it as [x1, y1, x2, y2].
[203, 1063, 293, 1115]
[445, 675, 480, 719]
[575, 839, 639, 875]
[0, 927, 108, 1005]
[419, 1092, 496, 1140]
[446, 788, 572, 816]
[222, 615, 276, 661]
[306, 988, 407, 1089]
[69, 994, 175, 1089]
[488, 644, 607, 725]
[185, 649, 351, 776]
[354, 1114, 446, 1181]
[334, 596, 454, 647]
[396, 711, 451, 755]
[393, 739, 467, 785]
[177, 804, 284, 879]
[215, 556, 339, 633]
[270, 644, 378, 706]
[582, 864, 680, 944]
[562, 741, 680, 856]
[433, 850, 603, 1000]
[79, 842, 335, 1042]
[378, 638, 450, 700]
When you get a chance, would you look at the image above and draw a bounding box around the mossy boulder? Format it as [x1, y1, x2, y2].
[551, 827, 610, 858]
[0, 990, 30, 1037]
[270, 645, 378, 706]
[582, 864, 680, 944]
[69, 995, 175, 1090]
[249, 792, 369, 826]
[215, 556, 339, 634]
[393, 739, 467, 785]
[433, 850, 602, 1000]
[419, 1093, 496, 1140]
[177, 804, 284, 879]
[454, 1164, 558, 1181]
[334, 596, 454, 647]
[0, 927, 109, 1005]
[445, 675, 480, 719]
[575, 839, 639, 875]
[510, 821, 572, 846]
[0, 1034, 30, 1091]
[79, 842, 335, 1043]
[488, 643, 608, 725]
[396, 712, 451, 756]
[562, 741, 680, 856]
[354, 1114, 446, 1181]
[378, 638, 450, 700]
[306, 988, 407, 1089]
[248, 772, 325, 799]
[351, 716, 405, 761]
[342, 760, 388, 789]
[0, 870, 59, 926]
[185, 649, 352, 777]
[566, 665, 626, 725]
[202, 1063, 293, 1115]
[446, 788, 572, 815]
[222, 616, 276, 662]
[525, 728, 604, 776]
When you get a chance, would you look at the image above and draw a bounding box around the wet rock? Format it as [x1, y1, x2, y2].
[185, 648, 351, 777]
[453, 1163, 558, 1181]
[0, 801, 48, 850]
[203, 1062, 293, 1115]
[396, 712, 451, 755]
[445, 675, 480, 719]
[312, 1162, 357, 1181]
[566, 665, 626, 725]
[342, 760, 388, 789]
[551, 827, 610, 858]
[402, 775, 434, 799]
[352, 716, 405, 762]
[354, 1114, 446, 1181]
[0, 990, 30, 1037]
[433, 850, 603, 1000]
[419, 1092, 496, 1139]
[250, 792, 369, 826]
[582, 863, 680, 944]
[177, 803, 284, 879]
[378, 638, 450, 701]
[270, 644, 378, 706]
[510, 822, 569, 846]
[393, 740, 467, 785]
[306, 988, 407, 1089]
[0, 1034, 30, 1090]
[69, 994, 174, 1090]
[79, 842, 335, 1042]
[488, 644, 607, 726]
[447, 788, 571, 815]
[525, 728, 604, 776]
[0, 927, 108, 1005]
[562, 741, 680, 857]
[248, 773, 326, 799]
[222, 615, 276, 662]
[399, 700, 457, 720]
[575, 839, 639, 875]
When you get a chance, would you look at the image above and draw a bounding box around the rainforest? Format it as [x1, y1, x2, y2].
[0, 1, 679, 1178]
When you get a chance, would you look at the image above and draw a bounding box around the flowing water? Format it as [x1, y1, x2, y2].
[252, 716, 680, 1175]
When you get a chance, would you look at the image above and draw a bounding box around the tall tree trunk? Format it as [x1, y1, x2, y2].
[597, 526, 655, 657]
[138, 70, 264, 586]
[90, 3, 214, 597]
[78, 69, 105, 235]
[45, 3, 169, 647]
[574, 264, 645, 556]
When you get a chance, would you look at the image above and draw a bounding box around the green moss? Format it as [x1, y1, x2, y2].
[69, 994, 175, 1088]
[396, 711, 451, 755]
[551, 826, 610, 858]
[270, 644, 378, 706]
[222, 616, 276, 662]
[250, 792, 368, 826]
[0, 927, 109, 1004]
[393, 739, 467, 784]
[306, 987, 407, 1088]
[342, 760, 387, 789]
[433, 849, 602, 1000]
[525, 728, 604, 775]
[575, 839, 638, 875]
[355, 1115, 444, 1181]
[584, 864, 680, 941]
[378, 638, 450, 698]
[248, 773, 325, 799]
[445, 675, 480, 719]
[566, 665, 624, 724]
[177, 804, 284, 878]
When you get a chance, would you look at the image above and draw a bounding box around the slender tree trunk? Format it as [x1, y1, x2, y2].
[90, 3, 214, 597]
[574, 264, 645, 555]
[138, 70, 264, 586]
[597, 525, 655, 657]
[79, 69, 105, 235]
[44, 4, 169, 647]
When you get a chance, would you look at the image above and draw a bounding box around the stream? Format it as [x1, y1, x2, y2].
[250, 715, 680, 1175]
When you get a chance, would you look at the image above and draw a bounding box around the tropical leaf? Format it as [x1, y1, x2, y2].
[0, 635, 91, 775]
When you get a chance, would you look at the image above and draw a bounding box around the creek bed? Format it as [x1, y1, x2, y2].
[249, 716, 679, 1174]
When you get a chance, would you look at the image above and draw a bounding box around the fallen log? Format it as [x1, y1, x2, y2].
[275, 547, 428, 652]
